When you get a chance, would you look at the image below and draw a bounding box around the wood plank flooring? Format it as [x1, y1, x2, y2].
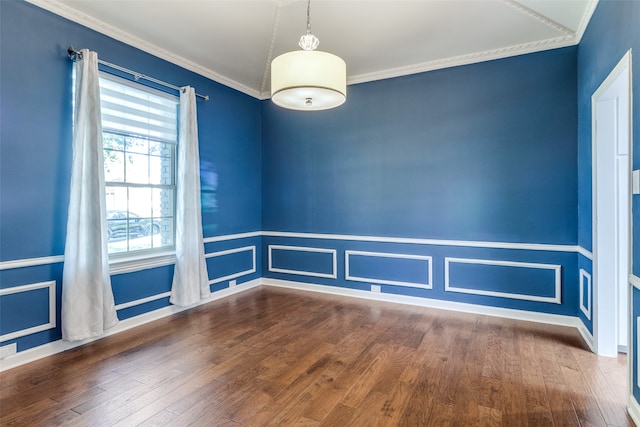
[0, 286, 632, 426]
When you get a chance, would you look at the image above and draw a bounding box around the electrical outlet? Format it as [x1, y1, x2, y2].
[371, 285, 381, 293]
[229, 280, 237, 287]
[0, 343, 17, 359]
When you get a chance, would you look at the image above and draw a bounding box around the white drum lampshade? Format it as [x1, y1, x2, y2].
[270, 0, 346, 111]
[271, 50, 346, 111]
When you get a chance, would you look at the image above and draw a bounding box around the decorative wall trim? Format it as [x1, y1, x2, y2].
[206, 246, 257, 285]
[630, 274, 640, 291]
[0, 278, 262, 372]
[262, 278, 581, 329]
[0, 281, 56, 342]
[24, 0, 261, 99]
[579, 269, 592, 320]
[1, 232, 582, 274]
[577, 246, 593, 260]
[444, 257, 562, 304]
[263, 231, 579, 253]
[345, 250, 432, 289]
[0, 255, 64, 271]
[268, 245, 337, 279]
[628, 395, 640, 427]
[115, 291, 172, 311]
[203, 231, 261, 243]
[0, 232, 260, 273]
[113, 245, 257, 310]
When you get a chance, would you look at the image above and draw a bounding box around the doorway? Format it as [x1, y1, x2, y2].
[592, 50, 632, 357]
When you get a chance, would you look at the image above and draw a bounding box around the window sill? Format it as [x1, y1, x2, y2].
[109, 252, 176, 275]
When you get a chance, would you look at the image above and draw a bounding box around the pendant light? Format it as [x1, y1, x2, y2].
[270, 0, 346, 111]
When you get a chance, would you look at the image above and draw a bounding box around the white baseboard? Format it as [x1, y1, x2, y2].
[1, 276, 592, 372]
[577, 322, 595, 352]
[261, 278, 581, 329]
[628, 394, 640, 426]
[0, 279, 261, 372]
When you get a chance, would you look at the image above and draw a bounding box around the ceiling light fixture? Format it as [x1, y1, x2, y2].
[270, 0, 346, 111]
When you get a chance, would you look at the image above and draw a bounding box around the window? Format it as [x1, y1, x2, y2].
[99, 73, 178, 256]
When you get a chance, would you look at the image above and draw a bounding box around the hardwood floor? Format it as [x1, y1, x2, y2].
[0, 286, 632, 426]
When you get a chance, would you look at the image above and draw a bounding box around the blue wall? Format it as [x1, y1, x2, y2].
[577, 0, 640, 403]
[261, 47, 579, 316]
[262, 48, 578, 243]
[0, 1, 262, 353]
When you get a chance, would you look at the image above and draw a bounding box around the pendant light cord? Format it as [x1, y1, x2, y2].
[306, 0, 312, 34]
[298, 0, 319, 51]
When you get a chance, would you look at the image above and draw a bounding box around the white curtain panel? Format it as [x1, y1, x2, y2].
[62, 49, 118, 341]
[170, 86, 209, 306]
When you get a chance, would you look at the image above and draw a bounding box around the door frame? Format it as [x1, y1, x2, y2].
[591, 50, 632, 359]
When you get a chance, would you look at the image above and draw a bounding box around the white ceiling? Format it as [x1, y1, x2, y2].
[29, 0, 598, 100]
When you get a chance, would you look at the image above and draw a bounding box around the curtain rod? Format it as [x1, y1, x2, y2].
[67, 46, 209, 101]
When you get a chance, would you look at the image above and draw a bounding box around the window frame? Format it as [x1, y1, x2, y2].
[98, 71, 179, 271]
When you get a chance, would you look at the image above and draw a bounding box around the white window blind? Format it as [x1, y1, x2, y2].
[99, 75, 178, 144]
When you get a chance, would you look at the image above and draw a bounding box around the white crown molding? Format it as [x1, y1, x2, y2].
[260, 4, 283, 95]
[26, 0, 595, 102]
[503, 0, 574, 35]
[575, 0, 600, 42]
[24, 0, 261, 99]
[345, 34, 577, 88]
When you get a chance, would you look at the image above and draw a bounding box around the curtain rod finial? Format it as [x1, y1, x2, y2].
[67, 46, 81, 60]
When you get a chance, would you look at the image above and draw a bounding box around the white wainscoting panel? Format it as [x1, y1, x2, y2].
[268, 245, 337, 279]
[579, 269, 592, 320]
[0, 281, 56, 342]
[445, 258, 561, 304]
[206, 246, 257, 285]
[345, 250, 432, 289]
